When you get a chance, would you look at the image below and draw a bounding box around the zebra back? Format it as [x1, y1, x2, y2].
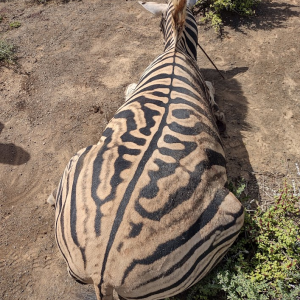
[53, 1, 244, 300]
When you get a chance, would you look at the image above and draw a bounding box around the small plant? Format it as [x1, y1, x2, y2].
[226, 178, 247, 199]
[246, 185, 300, 290]
[0, 40, 16, 63]
[172, 182, 300, 300]
[195, 0, 261, 31]
[9, 21, 21, 28]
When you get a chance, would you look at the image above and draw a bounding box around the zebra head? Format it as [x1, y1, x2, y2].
[139, 0, 198, 60]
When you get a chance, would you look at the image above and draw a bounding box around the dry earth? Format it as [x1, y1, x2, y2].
[0, 0, 300, 299]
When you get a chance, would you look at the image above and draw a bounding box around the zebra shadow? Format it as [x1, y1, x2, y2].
[220, 1, 300, 34]
[202, 67, 260, 203]
[0, 122, 30, 165]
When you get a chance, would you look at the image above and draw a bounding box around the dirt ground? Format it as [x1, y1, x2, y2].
[0, 0, 299, 299]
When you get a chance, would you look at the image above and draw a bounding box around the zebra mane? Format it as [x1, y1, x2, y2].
[171, 0, 187, 46]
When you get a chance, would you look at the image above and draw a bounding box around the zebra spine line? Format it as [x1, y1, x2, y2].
[51, 1, 244, 300]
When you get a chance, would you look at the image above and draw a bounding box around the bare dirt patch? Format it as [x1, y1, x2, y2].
[1, 0, 300, 299]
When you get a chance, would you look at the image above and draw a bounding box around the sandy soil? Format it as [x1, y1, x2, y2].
[0, 0, 299, 299]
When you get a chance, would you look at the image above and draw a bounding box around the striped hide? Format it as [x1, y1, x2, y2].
[51, 1, 244, 299]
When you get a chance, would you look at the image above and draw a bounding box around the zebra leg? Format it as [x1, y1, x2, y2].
[124, 83, 137, 101]
[205, 81, 226, 133]
[94, 282, 114, 300]
[47, 188, 57, 206]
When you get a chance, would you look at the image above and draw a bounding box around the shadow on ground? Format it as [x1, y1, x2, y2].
[202, 67, 260, 203]
[221, 1, 300, 34]
[193, 0, 300, 35]
[0, 122, 30, 165]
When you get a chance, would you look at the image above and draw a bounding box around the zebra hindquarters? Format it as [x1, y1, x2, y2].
[199, 189, 244, 274]
[114, 188, 244, 300]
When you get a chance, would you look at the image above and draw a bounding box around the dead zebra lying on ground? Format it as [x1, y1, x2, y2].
[48, 1, 244, 299]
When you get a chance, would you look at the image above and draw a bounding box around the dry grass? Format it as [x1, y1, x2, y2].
[0, 39, 16, 63]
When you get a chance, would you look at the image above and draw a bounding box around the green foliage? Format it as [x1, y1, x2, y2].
[250, 188, 300, 285]
[168, 182, 300, 300]
[9, 21, 21, 28]
[0, 40, 16, 63]
[226, 179, 247, 199]
[195, 0, 261, 31]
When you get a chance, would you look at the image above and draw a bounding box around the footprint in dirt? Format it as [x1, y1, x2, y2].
[0, 122, 30, 165]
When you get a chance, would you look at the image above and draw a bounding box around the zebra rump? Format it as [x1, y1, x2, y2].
[51, 1, 244, 300]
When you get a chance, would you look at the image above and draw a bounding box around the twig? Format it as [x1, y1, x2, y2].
[197, 42, 225, 79]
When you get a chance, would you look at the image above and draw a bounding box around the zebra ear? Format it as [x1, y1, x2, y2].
[187, 0, 197, 8]
[138, 1, 168, 16]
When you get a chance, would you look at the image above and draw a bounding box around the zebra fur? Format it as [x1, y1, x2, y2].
[50, 1, 244, 299]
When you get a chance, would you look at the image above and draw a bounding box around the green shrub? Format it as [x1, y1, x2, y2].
[9, 21, 21, 28]
[0, 40, 16, 63]
[195, 0, 261, 31]
[168, 182, 300, 300]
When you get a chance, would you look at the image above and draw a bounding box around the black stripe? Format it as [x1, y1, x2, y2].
[110, 145, 140, 189]
[175, 57, 208, 98]
[139, 102, 161, 136]
[122, 189, 231, 284]
[138, 72, 175, 88]
[115, 110, 146, 146]
[56, 175, 64, 213]
[128, 222, 144, 238]
[183, 31, 197, 59]
[68, 268, 88, 285]
[172, 72, 207, 100]
[190, 229, 242, 286]
[55, 161, 75, 272]
[171, 233, 239, 295]
[185, 16, 197, 31]
[135, 148, 225, 222]
[133, 230, 241, 297]
[172, 84, 207, 107]
[179, 33, 195, 60]
[172, 108, 191, 119]
[70, 146, 93, 245]
[168, 121, 221, 145]
[91, 127, 142, 237]
[140, 62, 174, 82]
[98, 56, 177, 299]
[124, 198, 244, 299]
[172, 97, 212, 122]
[58, 168, 72, 257]
[92, 131, 113, 236]
[70, 146, 93, 268]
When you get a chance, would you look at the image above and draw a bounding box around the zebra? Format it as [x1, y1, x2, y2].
[48, 1, 244, 299]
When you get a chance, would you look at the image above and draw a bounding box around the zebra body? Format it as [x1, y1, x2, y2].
[52, 1, 244, 299]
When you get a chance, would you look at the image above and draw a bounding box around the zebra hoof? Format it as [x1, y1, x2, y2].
[47, 194, 55, 206]
[214, 110, 227, 134]
[205, 81, 215, 100]
[47, 188, 57, 206]
[125, 83, 137, 101]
